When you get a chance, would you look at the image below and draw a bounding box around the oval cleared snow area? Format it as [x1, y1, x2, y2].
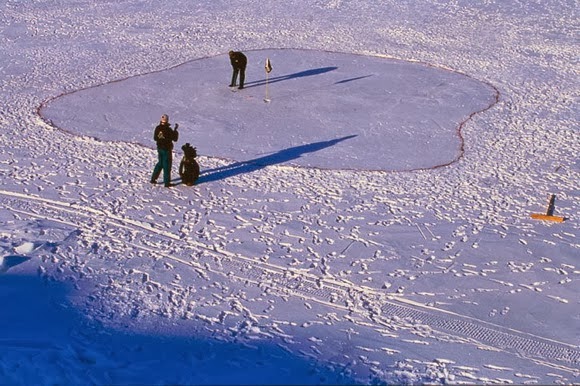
[40, 49, 498, 171]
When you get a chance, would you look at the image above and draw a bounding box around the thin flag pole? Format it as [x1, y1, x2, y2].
[264, 57, 272, 103]
[265, 71, 270, 102]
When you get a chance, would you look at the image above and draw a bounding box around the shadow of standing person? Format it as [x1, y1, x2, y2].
[198, 135, 357, 184]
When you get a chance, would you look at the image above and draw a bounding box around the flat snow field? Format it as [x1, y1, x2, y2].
[0, 0, 578, 384]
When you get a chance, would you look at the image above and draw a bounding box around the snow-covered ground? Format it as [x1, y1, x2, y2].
[1, 0, 578, 384]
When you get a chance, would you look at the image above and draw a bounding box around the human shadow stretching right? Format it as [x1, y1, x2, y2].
[198, 135, 357, 184]
[243, 67, 338, 89]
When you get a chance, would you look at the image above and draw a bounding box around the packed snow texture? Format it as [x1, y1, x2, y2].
[40, 49, 498, 171]
[0, 0, 578, 385]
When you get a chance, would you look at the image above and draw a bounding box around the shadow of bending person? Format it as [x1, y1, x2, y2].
[245, 66, 338, 89]
[198, 134, 357, 184]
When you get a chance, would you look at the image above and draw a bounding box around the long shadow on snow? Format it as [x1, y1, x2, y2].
[0, 274, 358, 385]
[198, 135, 357, 184]
[243, 66, 338, 89]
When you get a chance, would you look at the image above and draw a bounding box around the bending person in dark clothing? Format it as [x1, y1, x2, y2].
[229, 50, 247, 89]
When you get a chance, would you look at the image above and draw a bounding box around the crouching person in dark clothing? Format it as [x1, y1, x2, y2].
[151, 114, 179, 187]
[179, 143, 200, 186]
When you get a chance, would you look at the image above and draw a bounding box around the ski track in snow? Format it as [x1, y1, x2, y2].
[1, 0, 579, 384]
[2, 189, 579, 375]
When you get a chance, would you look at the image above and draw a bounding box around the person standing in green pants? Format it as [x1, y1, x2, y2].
[150, 114, 179, 187]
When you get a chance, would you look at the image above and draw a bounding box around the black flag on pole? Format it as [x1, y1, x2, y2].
[264, 57, 273, 102]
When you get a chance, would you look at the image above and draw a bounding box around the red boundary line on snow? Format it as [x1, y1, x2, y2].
[36, 47, 500, 174]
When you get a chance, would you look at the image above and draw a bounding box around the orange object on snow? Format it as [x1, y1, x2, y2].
[530, 194, 565, 222]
